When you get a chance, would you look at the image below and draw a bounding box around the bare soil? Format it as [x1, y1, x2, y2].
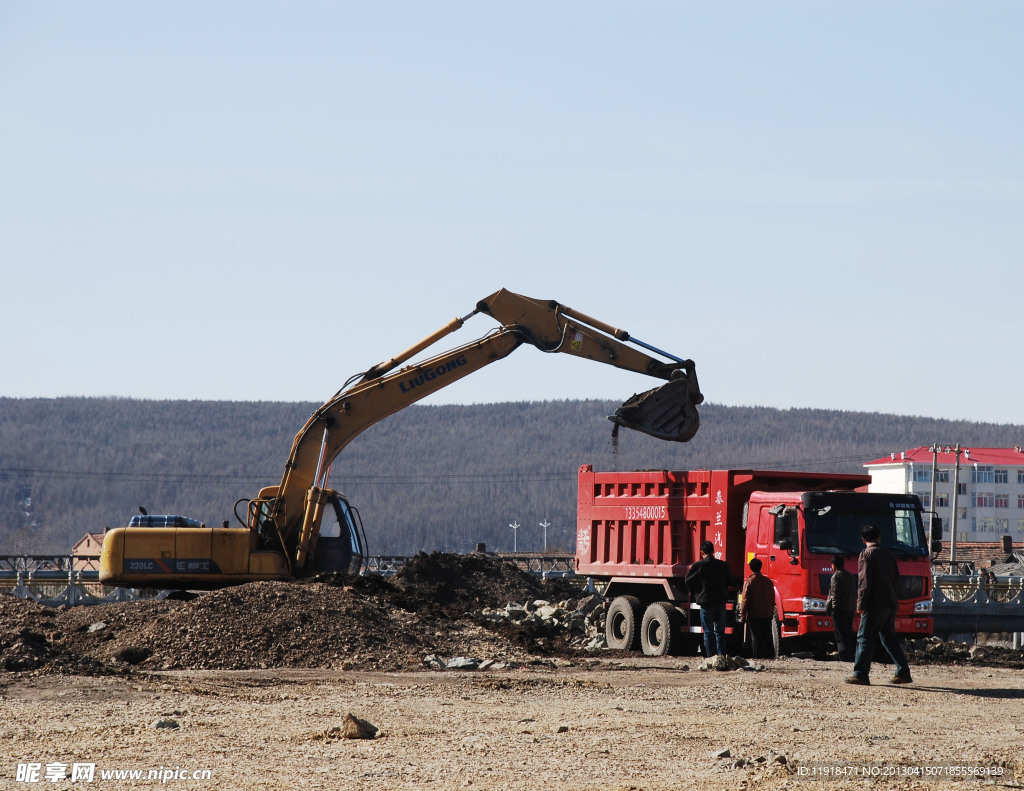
[2, 553, 1024, 789]
[2, 660, 1023, 790]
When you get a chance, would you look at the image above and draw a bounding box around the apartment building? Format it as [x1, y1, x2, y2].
[865, 446, 1024, 543]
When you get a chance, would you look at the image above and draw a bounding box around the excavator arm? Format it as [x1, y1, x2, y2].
[258, 288, 703, 574]
[479, 289, 703, 442]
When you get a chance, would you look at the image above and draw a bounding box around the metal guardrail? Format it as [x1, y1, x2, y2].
[503, 553, 576, 578]
[361, 556, 410, 576]
[0, 555, 83, 573]
[933, 575, 1024, 606]
[0, 570, 165, 607]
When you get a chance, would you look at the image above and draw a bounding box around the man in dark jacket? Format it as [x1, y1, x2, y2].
[826, 553, 857, 661]
[845, 524, 912, 685]
[739, 557, 776, 659]
[685, 540, 733, 658]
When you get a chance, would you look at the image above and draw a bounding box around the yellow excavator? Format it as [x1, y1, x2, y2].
[100, 288, 703, 589]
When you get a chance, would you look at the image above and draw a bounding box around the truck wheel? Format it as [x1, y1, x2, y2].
[605, 595, 642, 651]
[771, 608, 782, 659]
[640, 601, 682, 657]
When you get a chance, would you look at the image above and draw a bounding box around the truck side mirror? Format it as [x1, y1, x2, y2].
[931, 540, 943, 556]
[930, 516, 943, 541]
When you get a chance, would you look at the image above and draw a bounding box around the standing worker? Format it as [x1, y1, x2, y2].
[826, 553, 857, 661]
[739, 557, 776, 659]
[685, 540, 733, 658]
[845, 525, 913, 685]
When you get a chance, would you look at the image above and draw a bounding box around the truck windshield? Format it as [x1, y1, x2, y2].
[801, 492, 928, 558]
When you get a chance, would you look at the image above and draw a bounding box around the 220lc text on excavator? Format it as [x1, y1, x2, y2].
[100, 289, 703, 589]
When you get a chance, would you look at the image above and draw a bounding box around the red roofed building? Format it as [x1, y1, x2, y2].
[71, 532, 106, 571]
[864, 446, 1024, 544]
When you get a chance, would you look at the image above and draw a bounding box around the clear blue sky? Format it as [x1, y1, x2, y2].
[1, 2, 1021, 425]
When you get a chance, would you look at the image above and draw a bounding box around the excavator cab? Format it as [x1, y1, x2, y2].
[311, 494, 365, 576]
[246, 488, 365, 577]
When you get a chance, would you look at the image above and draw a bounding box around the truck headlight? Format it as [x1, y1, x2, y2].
[914, 600, 933, 613]
[802, 597, 827, 612]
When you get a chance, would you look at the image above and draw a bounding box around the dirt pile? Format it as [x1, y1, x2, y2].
[905, 636, 1024, 668]
[0, 596, 117, 675]
[0, 553, 590, 675]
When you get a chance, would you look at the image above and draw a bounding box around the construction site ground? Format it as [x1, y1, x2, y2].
[2, 553, 1023, 789]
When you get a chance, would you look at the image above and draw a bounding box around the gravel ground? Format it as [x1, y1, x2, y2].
[2, 658, 1022, 790]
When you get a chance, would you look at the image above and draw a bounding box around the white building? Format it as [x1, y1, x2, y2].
[865, 446, 1024, 543]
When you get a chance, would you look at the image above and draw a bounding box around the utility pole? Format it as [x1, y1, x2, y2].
[928, 444, 939, 543]
[539, 519, 550, 552]
[509, 521, 520, 553]
[949, 444, 963, 572]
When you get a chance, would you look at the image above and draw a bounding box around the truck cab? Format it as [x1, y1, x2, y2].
[747, 490, 933, 641]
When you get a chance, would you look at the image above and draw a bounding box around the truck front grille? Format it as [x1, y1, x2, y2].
[898, 575, 926, 600]
[818, 574, 926, 600]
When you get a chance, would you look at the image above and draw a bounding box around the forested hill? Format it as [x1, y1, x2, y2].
[1, 397, 1021, 555]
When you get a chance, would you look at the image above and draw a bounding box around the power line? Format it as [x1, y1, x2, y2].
[0, 468, 270, 485]
[0, 451, 887, 488]
[0, 466, 578, 487]
[718, 453, 884, 470]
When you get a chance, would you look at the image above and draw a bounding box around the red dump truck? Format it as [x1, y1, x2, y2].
[574, 466, 934, 656]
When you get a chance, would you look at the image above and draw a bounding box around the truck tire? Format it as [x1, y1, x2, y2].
[640, 601, 682, 657]
[605, 595, 642, 651]
[771, 608, 782, 659]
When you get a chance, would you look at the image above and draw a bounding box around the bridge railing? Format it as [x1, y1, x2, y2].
[502, 553, 577, 579]
[933, 574, 1024, 606]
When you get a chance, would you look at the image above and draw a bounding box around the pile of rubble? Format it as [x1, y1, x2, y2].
[476, 593, 607, 652]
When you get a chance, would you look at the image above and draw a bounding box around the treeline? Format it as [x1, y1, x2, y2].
[1, 397, 1021, 555]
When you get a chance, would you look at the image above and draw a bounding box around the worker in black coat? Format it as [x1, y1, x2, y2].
[685, 539, 733, 657]
[826, 553, 857, 661]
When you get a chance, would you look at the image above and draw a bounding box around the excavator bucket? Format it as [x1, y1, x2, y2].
[609, 377, 701, 442]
